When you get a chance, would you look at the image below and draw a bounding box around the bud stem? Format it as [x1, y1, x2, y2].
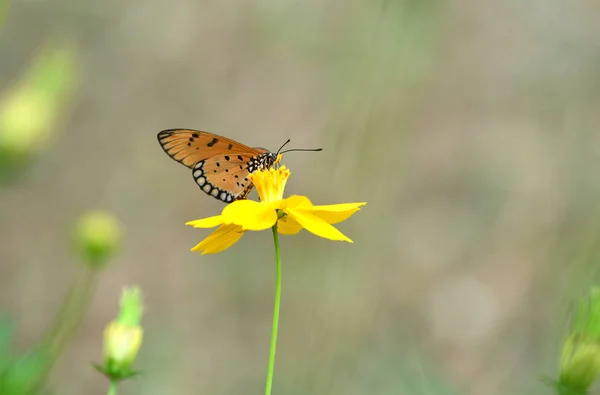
[46, 266, 99, 355]
[32, 265, 99, 392]
[107, 380, 119, 395]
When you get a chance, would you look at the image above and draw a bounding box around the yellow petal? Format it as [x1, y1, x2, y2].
[279, 195, 313, 209]
[309, 202, 367, 224]
[285, 208, 353, 242]
[186, 215, 224, 228]
[222, 200, 277, 231]
[191, 224, 245, 254]
[277, 214, 303, 235]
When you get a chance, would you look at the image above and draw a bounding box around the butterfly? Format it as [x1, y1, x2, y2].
[157, 128, 322, 203]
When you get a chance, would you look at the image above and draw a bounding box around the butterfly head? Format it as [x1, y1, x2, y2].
[269, 152, 282, 166]
[247, 151, 280, 173]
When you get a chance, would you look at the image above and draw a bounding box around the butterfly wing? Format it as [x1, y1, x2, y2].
[157, 129, 262, 169]
[157, 129, 272, 202]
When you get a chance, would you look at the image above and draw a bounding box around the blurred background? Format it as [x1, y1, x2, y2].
[1, 0, 600, 394]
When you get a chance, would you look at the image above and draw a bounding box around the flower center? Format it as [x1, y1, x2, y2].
[249, 166, 290, 203]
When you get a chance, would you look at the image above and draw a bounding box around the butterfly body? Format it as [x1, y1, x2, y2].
[157, 129, 280, 203]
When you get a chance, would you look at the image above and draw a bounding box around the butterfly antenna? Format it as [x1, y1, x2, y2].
[280, 147, 323, 154]
[276, 139, 292, 155]
[276, 138, 323, 155]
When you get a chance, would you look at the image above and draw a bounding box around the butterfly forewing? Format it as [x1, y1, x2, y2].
[157, 129, 262, 169]
[157, 129, 275, 203]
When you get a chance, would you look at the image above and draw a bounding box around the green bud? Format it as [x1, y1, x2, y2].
[116, 287, 144, 327]
[0, 41, 77, 173]
[96, 287, 144, 381]
[559, 287, 600, 392]
[75, 211, 123, 268]
[0, 87, 55, 156]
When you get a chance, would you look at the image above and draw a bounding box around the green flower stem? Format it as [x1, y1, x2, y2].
[265, 224, 282, 395]
[34, 266, 99, 391]
[46, 266, 99, 355]
[107, 380, 119, 395]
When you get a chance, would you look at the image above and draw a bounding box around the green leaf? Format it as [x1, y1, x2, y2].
[0, 347, 50, 395]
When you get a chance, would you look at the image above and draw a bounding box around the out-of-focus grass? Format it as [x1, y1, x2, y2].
[0, 317, 50, 395]
[0, 0, 7, 28]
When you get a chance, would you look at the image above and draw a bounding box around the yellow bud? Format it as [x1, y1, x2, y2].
[103, 322, 143, 370]
[75, 211, 123, 267]
[0, 87, 54, 156]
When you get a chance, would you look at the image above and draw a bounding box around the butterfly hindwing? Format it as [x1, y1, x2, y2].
[191, 154, 257, 203]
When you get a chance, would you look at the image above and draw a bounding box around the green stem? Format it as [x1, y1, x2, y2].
[31, 266, 99, 393]
[46, 266, 99, 356]
[107, 380, 119, 395]
[265, 224, 282, 395]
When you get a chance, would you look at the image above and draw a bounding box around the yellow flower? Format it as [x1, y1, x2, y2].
[186, 166, 366, 254]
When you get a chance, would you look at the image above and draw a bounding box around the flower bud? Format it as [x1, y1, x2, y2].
[75, 211, 123, 268]
[0, 41, 77, 177]
[97, 287, 144, 381]
[116, 287, 144, 327]
[559, 287, 600, 392]
[103, 322, 143, 371]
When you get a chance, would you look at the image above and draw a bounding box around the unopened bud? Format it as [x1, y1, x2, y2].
[559, 287, 600, 392]
[75, 211, 123, 267]
[96, 287, 144, 381]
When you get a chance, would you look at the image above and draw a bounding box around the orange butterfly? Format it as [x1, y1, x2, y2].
[157, 129, 321, 203]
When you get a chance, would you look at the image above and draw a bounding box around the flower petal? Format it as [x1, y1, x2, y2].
[279, 195, 313, 209]
[185, 215, 224, 228]
[277, 214, 303, 235]
[285, 208, 353, 242]
[222, 200, 277, 231]
[191, 224, 245, 254]
[310, 202, 366, 224]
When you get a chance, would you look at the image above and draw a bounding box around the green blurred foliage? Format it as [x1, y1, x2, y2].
[0, 317, 50, 395]
[0, 0, 6, 28]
